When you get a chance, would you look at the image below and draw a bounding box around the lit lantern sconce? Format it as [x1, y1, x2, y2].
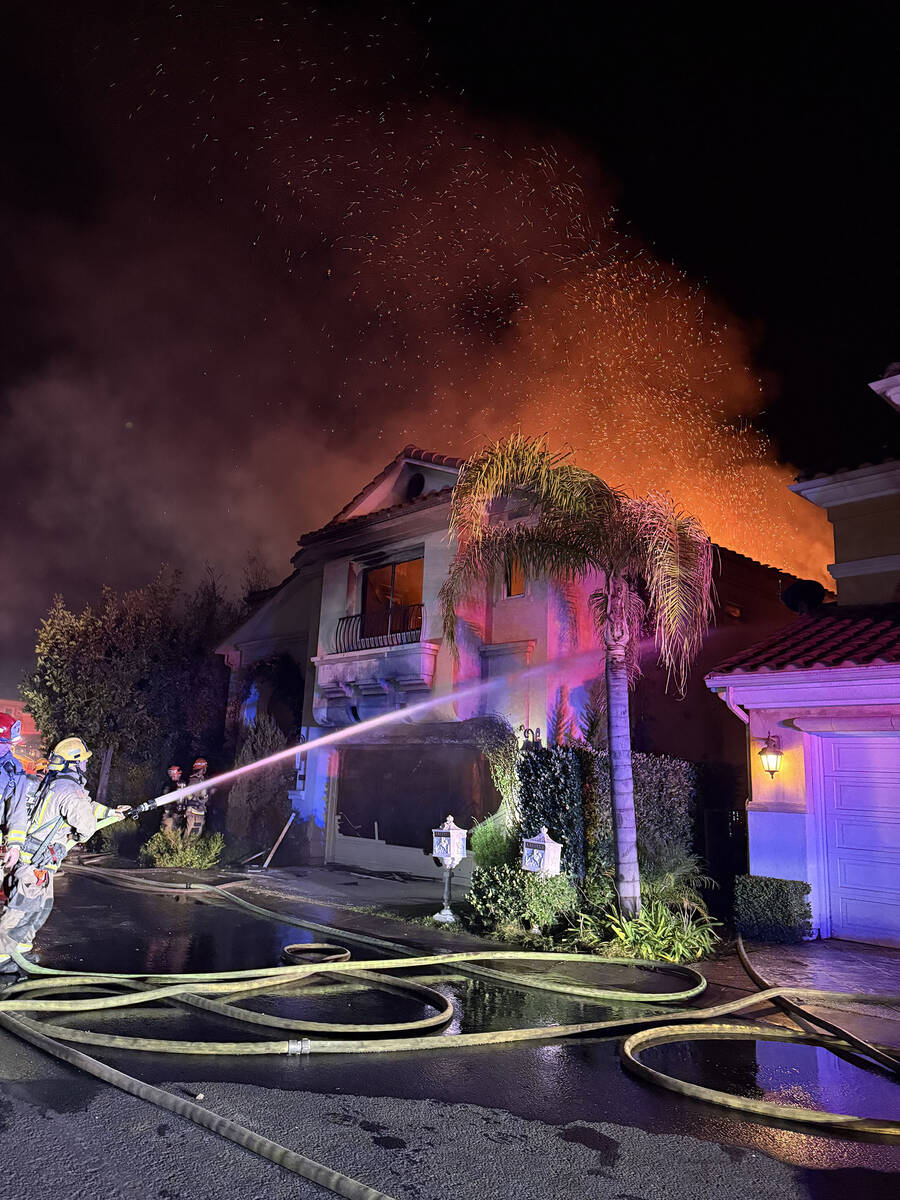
[431, 814, 467, 923]
[758, 732, 783, 779]
[521, 827, 562, 877]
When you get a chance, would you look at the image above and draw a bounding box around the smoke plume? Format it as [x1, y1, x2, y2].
[0, 2, 830, 692]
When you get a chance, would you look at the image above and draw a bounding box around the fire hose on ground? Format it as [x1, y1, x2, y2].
[0, 864, 898, 1200]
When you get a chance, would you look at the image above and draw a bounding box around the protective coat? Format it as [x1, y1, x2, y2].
[0, 772, 115, 962]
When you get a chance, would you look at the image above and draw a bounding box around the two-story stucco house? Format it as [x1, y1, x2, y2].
[706, 366, 900, 947]
[218, 445, 803, 882]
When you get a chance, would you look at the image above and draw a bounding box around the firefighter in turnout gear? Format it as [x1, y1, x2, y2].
[184, 757, 212, 839]
[0, 736, 129, 973]
[160, 764, 186, 834]
[1, 714, 29, 896]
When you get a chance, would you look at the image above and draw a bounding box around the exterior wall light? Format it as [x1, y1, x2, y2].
[432, 814, 467, 923]
[758, 733, 783, 779]
[521, 827, 562, 877]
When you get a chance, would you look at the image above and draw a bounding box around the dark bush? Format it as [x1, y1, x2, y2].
[734, 875, 812, 943]
[587, 748, 696, 871]
[516, 745, 585, 877]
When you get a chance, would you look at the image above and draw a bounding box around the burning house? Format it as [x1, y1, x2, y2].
[217, 446, 803, 882]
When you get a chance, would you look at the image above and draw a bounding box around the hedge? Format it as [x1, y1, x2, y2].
[516, 745, 585, 877]
[587, 748, 696, 871]
[734, 875, 813, 943]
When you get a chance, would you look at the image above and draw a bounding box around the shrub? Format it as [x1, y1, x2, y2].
[465, 864, 578, 934]
[470, 811, 520, 868]
[139, 829, 225, 869]
[465, 865, 528, 932]
[587, 749, 696, 872]
[734, 875, 812, 943]
[604, 901, 720, 962]
[522, 873, 578, 930]
[516, 745, 585, 877]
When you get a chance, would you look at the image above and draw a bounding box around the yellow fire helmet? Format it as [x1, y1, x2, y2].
[48, 736, 92, 770]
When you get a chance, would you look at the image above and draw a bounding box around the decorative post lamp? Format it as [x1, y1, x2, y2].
[432, 814, 467, 923]
[521, 827, 562, 877]
[758, 733, 783, 779]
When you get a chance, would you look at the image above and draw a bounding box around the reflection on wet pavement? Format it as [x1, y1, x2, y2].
[24, 873, 900, 1183]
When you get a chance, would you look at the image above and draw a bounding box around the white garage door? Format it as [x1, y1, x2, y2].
[822, 735, 900, 947]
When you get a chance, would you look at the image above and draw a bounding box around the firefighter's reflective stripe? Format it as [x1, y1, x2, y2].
[6, 827, 26, 846]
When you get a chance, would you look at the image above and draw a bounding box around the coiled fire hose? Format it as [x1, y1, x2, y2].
[0, 865, 898, 1200]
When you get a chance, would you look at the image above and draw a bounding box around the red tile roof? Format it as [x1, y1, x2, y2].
[709, 606, 900, 675]
[401, 445, 466, 470]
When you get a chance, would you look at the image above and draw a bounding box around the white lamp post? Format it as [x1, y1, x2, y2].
[432, 814, 467, 923]
[521, 827, 562, 877]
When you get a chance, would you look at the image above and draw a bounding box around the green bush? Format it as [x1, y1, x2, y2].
[139, 829, 225, 869]
[470, 812, 520, 868]
[587, 749, 696, 872]
[516, 746, 585, 877]
[522, 873, 578, 930]
[734, 875, 812, 943]
[465, 865, 528, 932]
[465, 865, 578, 934]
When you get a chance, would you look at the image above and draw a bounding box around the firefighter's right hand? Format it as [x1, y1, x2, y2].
[1, 845, 21, 871]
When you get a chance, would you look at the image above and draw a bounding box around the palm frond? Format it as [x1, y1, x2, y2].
[449, 433, 614, 547]
[636, 491, 715, 695]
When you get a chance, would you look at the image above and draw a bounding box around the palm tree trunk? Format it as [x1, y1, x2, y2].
[604, 578, 641, 916]
[96, 744, 115, 808]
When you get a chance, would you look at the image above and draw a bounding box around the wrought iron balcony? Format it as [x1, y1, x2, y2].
[334, 603, 424, 653]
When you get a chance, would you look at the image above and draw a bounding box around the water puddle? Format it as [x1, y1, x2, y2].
[643, 1038, 900, 1121]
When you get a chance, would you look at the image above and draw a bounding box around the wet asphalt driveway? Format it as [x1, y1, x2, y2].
[0, 871, 898, 1200]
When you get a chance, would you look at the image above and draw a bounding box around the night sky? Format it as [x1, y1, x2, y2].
[2, 1, 898, 693]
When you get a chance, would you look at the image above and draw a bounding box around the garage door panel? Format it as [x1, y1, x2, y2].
[829, 815, 900, 853]
[825, 737, 900, 775]
[822, 734, 900, 947]
[834, 894, 900, 942]
[835, 856, 900, 894]
[826, 779, 900, 813]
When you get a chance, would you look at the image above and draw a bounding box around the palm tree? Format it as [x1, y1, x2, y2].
[440, 434, 714, 915]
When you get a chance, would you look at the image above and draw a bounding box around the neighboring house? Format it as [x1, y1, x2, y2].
[706, 366, 900, 948]
[218, 445, 802, 881]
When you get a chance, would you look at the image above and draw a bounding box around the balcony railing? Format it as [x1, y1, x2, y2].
[334, 603, 424, 654]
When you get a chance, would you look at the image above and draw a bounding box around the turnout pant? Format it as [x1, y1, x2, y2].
[161, 807, 184, 834]
[0, 865, 55, 960]
[184, 806, 206, 839]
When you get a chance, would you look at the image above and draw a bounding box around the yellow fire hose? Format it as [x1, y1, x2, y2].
[0, 864, 898, 1200]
